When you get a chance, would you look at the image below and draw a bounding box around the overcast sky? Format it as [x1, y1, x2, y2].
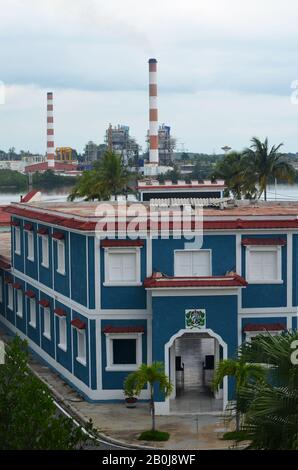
[1, 0, 298, 154]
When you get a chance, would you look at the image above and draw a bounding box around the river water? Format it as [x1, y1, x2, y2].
[1, 184, 298, 204]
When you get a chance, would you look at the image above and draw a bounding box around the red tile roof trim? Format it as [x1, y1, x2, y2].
[24, 223, 33, 231]
[103, 326, 145, 334]
[7, 205, 298, 232]
[144, 272, 247, 288]
[243, 323, 286, 332]
[52, 231, 65, 240]
[25, 290, 36, 298]
[13, 283, 22, 290]
[39, 299, 50, 308]
[71, 318, 86, 330]
[137, 184, 225, 190]
[54, 307, 67, 317]
[0, 206, 10, 226]
[101, 240, 144, 247]
[242, 238, 286, 246]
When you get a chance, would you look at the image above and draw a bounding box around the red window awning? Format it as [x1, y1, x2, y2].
[13, 283, 22, 290]
[103, 325, 145, 334]
[25, 290, 36, 298]
[71, 318, 86, 330]
[243, 323, 286, 332]
[11, 220, 20, 227]
[54, 307, 67, 317]
[24, 223, 33, 231]
[37, 227, 49, 235]
[101, 240, 144, 248]
[4, 278, 13, 284]
[52, 231, 65, 240]
[242, 238, 286, 246]
[39, 299, 50, 308]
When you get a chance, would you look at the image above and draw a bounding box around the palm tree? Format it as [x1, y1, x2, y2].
[243, 137, 295, 200]
[213, 358, 265, 431]
[238, 331, 298, 449]
[211, 151, 257, 199]
[124, 362, 172, 432]
[69, 150, 130, 201]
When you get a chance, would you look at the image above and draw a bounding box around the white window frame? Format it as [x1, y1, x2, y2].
[174, 249, 212, 277]
[43, 307, 51, 339]
[27, 231, 34, 261]
[7, 284, 13, 310]
[105, 333, 143, 371]
[16, 289, 23, 318]
[104, 248, 141, 286]
[76, 329, 86, 366]
[14, 227, 21, 255]
[29, 298, 36, 328]
[245, 330, 282, 343]
[58, 316, 67, 351]
[56, 240, 66, 275]
[41, 235, 49, 268]
[0, 276, 2, 303]
[245, 245, 282, 284]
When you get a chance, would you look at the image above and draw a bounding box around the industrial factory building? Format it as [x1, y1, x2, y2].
[105, 124, 139, 164]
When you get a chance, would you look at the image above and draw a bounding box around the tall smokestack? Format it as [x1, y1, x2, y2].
[46, 92, 55, 168]
[148, 58, 158, 165]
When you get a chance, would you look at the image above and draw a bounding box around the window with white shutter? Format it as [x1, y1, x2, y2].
[27, 232, 34, 261]
[16, 290, 23, 317]
[104, 249, 141, 285]
[15, 227, 21, 255]
[246, 246, 282, 283]
[41, 236, 49, 268]
[175, 250, 211, 277]
[57, 241, 65, 275]
[29, 298, 36, 327]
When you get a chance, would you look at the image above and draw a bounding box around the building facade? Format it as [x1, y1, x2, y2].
[0, 200, 297, 414]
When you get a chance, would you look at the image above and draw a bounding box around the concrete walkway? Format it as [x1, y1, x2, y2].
[0, 328, 237, 450]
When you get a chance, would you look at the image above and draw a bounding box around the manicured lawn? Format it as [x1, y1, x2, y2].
[138, 430, 170, 442]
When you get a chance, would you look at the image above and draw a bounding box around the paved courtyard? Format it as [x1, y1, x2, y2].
[0, 327, 237, 449]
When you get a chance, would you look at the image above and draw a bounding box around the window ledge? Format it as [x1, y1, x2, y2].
[16, 312, 23, 318]
[15, 251, 21, 256]
[76, 356, 87, 366]
[29, 321, 36, 328]
[41, 263, 49, 269]
[247, 280, 283, 285]
[58, 343, 67, 352]
[43, 332, 51, 340]
[27, 257, 35, 262]
[56, 269, 66, 276]
[7, 305, 13, 311]
[105, 365, 139, 372]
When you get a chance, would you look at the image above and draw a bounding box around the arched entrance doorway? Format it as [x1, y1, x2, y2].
[163, 329, 228, 414]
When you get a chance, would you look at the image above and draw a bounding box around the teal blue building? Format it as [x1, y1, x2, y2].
[0, 200, 296, 414]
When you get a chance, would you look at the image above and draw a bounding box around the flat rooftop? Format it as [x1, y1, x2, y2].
[5, 200, 298, 233]
[6, 200, 298, 217]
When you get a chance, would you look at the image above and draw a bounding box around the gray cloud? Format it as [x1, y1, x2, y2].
[1, 0, 298, 153]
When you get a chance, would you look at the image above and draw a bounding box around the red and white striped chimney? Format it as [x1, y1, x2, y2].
[46, 92, 55, 168]
[148, 58, 158, 165]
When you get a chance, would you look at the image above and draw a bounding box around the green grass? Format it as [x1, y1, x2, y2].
[138, 430, 170, 442]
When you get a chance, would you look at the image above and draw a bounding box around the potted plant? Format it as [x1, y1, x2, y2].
[124, 374, 138, 408]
